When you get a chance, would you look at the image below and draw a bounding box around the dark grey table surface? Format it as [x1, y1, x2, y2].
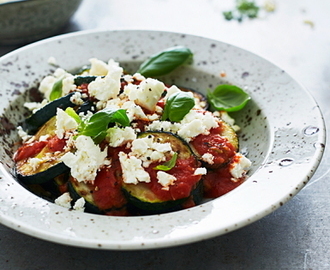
[0, 0, 330, 269]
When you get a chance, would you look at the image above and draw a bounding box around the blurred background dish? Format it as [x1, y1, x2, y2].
[0, 0, 82, 45]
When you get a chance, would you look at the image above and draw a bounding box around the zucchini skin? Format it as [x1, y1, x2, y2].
[25, 92, 77, 134]
[74, 75, 98, 86]
[122, 131, 203, 214]
[16, 162, 69, 185]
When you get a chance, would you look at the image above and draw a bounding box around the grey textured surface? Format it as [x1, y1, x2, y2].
[0, 0, 329, 269]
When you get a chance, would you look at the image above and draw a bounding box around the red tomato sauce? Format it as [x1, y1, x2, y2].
[13, 135, 66, 162]
[203, 166, 243, 198]
[144, 157, 201, 201]
[13, 140, 47, 162]
[191, 127, 236, 168]
[92, 166, 127, 210]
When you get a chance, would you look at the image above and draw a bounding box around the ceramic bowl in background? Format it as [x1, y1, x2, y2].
[0, 0, 82, 45]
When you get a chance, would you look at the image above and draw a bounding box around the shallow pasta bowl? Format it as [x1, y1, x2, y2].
[0, 30, 325, 250]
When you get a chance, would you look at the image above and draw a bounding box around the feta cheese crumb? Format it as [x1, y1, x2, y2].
[230, 153, 252, 179]
[27, 157, 42, 171]
[201, 153, 214, 165]
[17, 126, 31, 142]
[54, 192, 72, 208]
[107, 127, 137, 147]
[194, 167, 207, 175]
[118, 152, 150, 184]
[73, 197, 85, 212]
[88, 64, 122, 101]
[125, 78, 165, 112]
[70, 92, 85, 105]
[178, 110, 218, 141]
[55, 108, 78, 139]
[60, 135, 107, 182]
[130, 135, 172, 167]
[157, 171, 177, 190]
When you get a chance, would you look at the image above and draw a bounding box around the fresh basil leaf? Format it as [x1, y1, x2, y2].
[137, 46, 193, 77]
[49, 79, 63, 101]
[79, 108, 130, 138]
[154, 153, 178, 171]
[65, 107, 81, 124]
[207, 84, 250, 112]
[162, 91, 195, 122]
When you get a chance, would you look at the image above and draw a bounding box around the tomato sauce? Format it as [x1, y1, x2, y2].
[92, 166, 127, 210]
[203, 166, 243, 198]
[191, 127, 236, 168]
[13, 140, 47, 162]
[144, 157, 201, 201]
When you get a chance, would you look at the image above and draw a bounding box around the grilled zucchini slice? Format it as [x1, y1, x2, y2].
[122, 131, 203, 214]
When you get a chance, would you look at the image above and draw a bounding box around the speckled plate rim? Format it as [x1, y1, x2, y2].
[0, 29, 326, 250]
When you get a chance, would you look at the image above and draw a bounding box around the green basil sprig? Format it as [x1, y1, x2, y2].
[49, 79, 63, 101]
[154, 153, 178, 171]
[161, 91, 195, 122]
[207, 84, 250, 112]
[137, 46, 193, 77]
[65, 107, 130, 142]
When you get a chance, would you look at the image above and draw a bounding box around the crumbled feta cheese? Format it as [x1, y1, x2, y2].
[61, 75, 76, 96]
[165, 85, 181, 97]
[230, 153, 252, 179]
[54, 192, 72, 208]
[89, 58, 109, 76]
[70, 92, 85, 105]
[121, 100, 148, 121]
[157, 171, 177, 190]
[125, 78, 165, 112]
[55, 108, 78, 139]
[17, 126, 31, 142]
[27, 157, 42, 171]
[24, 99, 48, 113]
[130, 135, 172, 167]
[201, 153, 215, 165]
[88, 64, 122, 101]
[60, 135, 107, 182]
[178, 110, 218, 141]
[38, 68, 74, 100]
[107, 127, 137, 147]
[118, 152, 150, 184]
[146, 120, 182, 134]
[217, 111, 240, 132]
[194, 167, 207, 175]
[73, 197, 85, 212]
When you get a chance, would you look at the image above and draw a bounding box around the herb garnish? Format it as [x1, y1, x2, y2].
[154, 153, 178, 171]
[207, 84, 250, 112]
[223, 0, 260, 22]
[137, 46, 193, 77]
[49, 79, 63, 101]
[161, 91, 195, 122]
[65, 107, 130, 143]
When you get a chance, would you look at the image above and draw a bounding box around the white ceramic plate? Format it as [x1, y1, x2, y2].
[0, 30, 325, 250]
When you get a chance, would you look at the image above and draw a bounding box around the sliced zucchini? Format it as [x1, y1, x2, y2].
[68, 179, 103, 214]
[219, 120, 239, 150]
[15, 138, 69, 185]
[122, 131, 203, 214]
[68, 167, 127, 215]
[74, 75, 98, 86]
[25, 92, 77, 134]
